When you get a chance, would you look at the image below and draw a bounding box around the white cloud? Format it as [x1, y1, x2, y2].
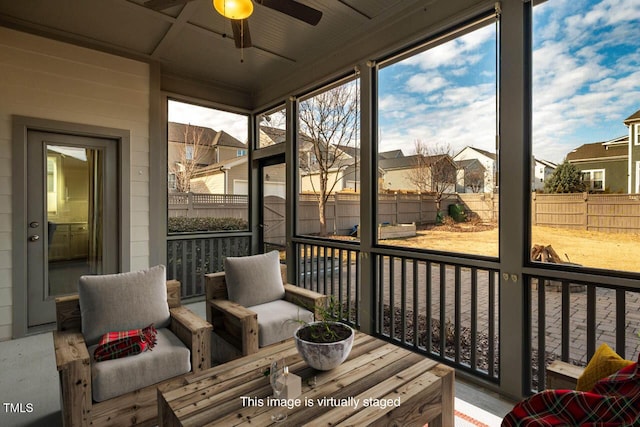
[168, 100, 249, 143]
[405, 73, 448, 94]
[530, 0, 640, 162]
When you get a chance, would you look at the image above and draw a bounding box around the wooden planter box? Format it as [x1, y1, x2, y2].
[378, 223, 416, 239]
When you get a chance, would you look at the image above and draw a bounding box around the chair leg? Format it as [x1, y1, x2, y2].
[59, 360, 92, 427]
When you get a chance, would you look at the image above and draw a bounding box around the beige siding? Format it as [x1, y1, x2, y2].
[0, 27, 150, 340]
[300, 170, 344, 194]
[383, 169, 421, 192]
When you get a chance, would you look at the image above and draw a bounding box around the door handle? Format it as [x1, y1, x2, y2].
[29, 235, 40, 242]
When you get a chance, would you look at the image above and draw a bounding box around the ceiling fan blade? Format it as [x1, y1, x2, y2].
[231, 19, 252, 49]
[143, 0, 192, 11]
[257, 0, 322, 26]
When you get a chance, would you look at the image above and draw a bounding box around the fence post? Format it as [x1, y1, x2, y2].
[187, 192, 194, 218]
[531, 192, 536, 226]
[583, 192, 589, 230]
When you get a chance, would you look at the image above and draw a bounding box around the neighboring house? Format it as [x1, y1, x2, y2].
[260, 125, 359, 194]
[566, 136, 628, 192]
[378, 151, 457, 193]
[455, 158, 487, 193]
[453, 146, 497, 193]
[531, 157, 557, 192]
[565, 109, 640, 194]
[190, 156, 249, 195]
[168, 121, 247, 193]
[259, 126, 287, 147]
[625, 110, 640, 194]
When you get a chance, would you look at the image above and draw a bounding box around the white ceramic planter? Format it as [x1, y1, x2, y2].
[294, 322, 354, 371]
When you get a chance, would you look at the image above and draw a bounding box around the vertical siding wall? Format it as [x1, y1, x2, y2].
[0, 27, 151, 340]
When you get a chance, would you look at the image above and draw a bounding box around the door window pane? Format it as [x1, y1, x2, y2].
[531, 0, 640, 273]
[263, 163, 286, 256]
[47, 145, 99, 296]
[167, 99, 249, 233]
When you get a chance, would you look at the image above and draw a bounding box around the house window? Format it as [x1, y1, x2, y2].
[531, 0, 639, 274]
[581, 169, 604, 191]
[376, 12, 499, 257]
[185, 145, 194, 160]
[167, 99, 249, 233]
[237, 149, 247, 157]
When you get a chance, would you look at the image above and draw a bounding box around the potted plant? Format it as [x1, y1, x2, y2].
[293, 297, 354, 370]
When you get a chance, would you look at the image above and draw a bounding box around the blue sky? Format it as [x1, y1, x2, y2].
[378, 0, 640, 164]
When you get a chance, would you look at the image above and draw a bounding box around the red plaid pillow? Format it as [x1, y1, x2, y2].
[94, 324, 157, 362]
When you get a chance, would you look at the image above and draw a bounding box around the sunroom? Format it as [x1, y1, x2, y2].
[1, 0, 639, 425]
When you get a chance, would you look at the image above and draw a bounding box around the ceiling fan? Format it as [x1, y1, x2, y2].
[143, 0, 323, 49]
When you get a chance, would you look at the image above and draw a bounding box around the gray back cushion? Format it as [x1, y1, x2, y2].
[78, 265, 171, 346]
[224, 251, 285, 307]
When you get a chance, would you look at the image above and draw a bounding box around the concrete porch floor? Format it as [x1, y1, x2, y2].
[0, 301, 516, 427]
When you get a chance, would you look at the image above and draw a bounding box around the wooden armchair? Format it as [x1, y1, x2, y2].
[205, 262, 326, 361]
[53, 275, 212, 427]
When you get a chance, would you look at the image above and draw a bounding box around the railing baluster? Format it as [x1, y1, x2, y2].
[616, 290, 626, 358]
[439, 263, 446, 359]
[400, 257, 407, 345]
[413, 260, 419, 350]
[389, 256, 395, 341]
[586, 285, 596, 360]
[487, 271, 500, 378]
[454, 265, 461, 363]
[426, 261, 433, 354]
[470, 267, 478, 370]
[536, 276, 546, 390]
[561, 280, 570, 361]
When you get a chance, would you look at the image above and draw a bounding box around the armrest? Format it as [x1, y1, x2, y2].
[170, 306, 212, 373]
[53, 331, 91, 426]
[546, 360, 584, 390]
[55, 295, 82, 332]
[208, 299, 258, 356]
[283, 284, 327, 320]
[53, 330, 91, 371]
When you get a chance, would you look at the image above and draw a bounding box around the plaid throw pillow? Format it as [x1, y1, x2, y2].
[94, 324, 158, 362]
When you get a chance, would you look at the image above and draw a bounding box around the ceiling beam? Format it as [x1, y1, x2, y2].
[150, 1, 200, 58]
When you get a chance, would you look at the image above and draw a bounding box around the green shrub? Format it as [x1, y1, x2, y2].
[168, 217, 248, 233]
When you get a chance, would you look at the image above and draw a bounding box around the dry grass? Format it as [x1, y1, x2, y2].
[383, 223, 639, 272]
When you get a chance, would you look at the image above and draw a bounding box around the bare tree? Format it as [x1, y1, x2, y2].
[407, 140, 457, 215]
[298, 82, 359, 237]
[170, 124, 208, 193]
[465, 167, 486, 193]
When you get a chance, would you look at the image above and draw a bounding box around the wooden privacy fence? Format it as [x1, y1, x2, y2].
[168, 192, 248, 220]
[169, 192, 640, 235]
[531, 193, 640, 234]
[169, 192, 499, 236]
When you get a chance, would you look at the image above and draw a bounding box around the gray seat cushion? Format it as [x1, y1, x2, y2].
[89, 328, 191, 402]
[224, 251, 285, 307]
[249, 300, 314, 347]
[78, 265, 171, 346]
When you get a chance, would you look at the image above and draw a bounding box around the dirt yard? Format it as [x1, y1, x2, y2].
[383, 223, 639, 272]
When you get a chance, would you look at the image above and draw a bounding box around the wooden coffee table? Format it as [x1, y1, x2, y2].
[158, 332, 454, 426]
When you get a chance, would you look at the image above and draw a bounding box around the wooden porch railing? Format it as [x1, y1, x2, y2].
[166, 234, 251, 299]
[528, 275, 640, 393]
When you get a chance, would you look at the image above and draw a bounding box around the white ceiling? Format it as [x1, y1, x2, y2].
[0, 0, 468, 108]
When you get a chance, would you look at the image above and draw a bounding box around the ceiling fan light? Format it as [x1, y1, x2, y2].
[213, 0, 253, 20]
